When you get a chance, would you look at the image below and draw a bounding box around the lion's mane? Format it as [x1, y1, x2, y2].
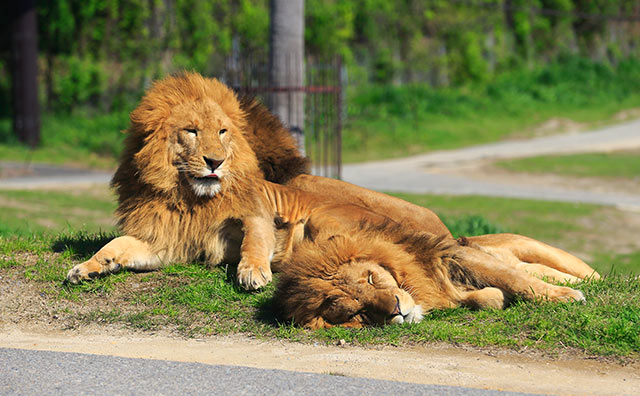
[109, 72, 308, 265]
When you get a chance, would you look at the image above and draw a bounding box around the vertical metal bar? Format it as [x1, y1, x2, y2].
[322, 61, 329, 178]
[313, 62, 320, 176]
[336, 57, 343, 180]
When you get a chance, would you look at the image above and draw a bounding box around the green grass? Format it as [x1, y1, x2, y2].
[1, 187, 638, 358]
[2, 58, 640, 168]
[392, 193, 595, 243]
[496, 151, 640, 179]
[0, 110, 128, 169]
[0, 188, 117, 237]
[344, 57, 640, 162]
[1, 234, 638, 358]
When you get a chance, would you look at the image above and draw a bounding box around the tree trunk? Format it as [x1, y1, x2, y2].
[10, 0, 40, 148]
[269, 0, 305, 155]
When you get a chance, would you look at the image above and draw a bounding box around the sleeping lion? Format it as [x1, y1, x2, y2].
[66, 72, 599, 297]
[276, 222, 589, 329]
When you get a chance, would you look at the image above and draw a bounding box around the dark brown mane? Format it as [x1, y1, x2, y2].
[239, 95, 310, 184]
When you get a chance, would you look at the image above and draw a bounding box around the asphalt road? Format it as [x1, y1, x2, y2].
[0, 348, 537, 396]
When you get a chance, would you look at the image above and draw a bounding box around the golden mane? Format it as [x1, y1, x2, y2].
[276, 222, 588, 329]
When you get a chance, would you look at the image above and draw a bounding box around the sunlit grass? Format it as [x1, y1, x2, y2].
[496, 151, 640, 179]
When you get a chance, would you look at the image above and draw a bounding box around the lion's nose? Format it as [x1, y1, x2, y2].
[203, 156, 223, 171]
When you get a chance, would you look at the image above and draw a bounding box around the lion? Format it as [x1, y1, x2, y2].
[275, 222, 589, 329]
[65, 72, 398, 289]
[66, 71, 599, 295]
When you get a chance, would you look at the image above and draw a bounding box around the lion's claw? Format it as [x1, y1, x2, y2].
[65, 256, 123, 284]
[237, 261, 272, 290]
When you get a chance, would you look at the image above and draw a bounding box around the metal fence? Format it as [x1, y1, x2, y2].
[221, 56, 344, 179]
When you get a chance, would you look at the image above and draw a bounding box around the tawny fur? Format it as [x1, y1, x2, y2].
[276, 222, 589, 329]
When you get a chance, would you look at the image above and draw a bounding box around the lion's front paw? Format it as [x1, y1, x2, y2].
[65, 256, 122, 284]
[236, 259, 272, 290]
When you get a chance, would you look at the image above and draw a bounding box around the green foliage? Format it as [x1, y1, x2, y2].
[443, 215, 505, 238]
[52, 56, 108, 112]
[343, 56, 640, 162]
[2, 0, 637, 116]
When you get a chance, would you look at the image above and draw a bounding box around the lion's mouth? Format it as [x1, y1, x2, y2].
[194, 173, 219, 181]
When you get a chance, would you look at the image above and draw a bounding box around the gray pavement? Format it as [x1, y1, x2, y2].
[0, 162, 112, 189]
[0, 348, 537, 396]
[343, 117, 640, 209]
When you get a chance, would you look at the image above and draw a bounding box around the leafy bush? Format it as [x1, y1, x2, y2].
[443, 215, 505, 238]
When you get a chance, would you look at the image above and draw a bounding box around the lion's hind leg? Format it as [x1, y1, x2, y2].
[516, 262, 581, 284]
[66, 236, 163, 284]
[460, 287, 508, 310]
[457, 245, 585, 304]
[464, 233, 600, 280]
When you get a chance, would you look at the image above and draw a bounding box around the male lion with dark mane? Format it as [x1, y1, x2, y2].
[66, 72, 599, 300]
[276, 223, 589, 329]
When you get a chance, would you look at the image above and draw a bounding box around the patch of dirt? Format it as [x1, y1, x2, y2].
[462, 161, 640, 198]
[613, 108, 640, 122]
[513, 109, 640, 139]
[531, 117, 586, 137]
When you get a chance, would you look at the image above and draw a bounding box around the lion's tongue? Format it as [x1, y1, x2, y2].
[204, 173, 218, 179]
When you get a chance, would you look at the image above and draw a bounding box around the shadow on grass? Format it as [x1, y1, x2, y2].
[51, 231, 118, 260]
[254, 295, 284, 327]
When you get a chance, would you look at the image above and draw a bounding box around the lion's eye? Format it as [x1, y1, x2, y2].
[185, 128, 198, 136]
[367, 273, 374, 285]
[218, 128, 227, 135]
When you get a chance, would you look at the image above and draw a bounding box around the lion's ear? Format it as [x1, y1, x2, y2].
[134, 134, 178, 192]
[304, 317, 332, 329]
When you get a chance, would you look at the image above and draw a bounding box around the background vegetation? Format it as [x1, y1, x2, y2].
[1, 1, 639, 163]
[1, 0, 639, 115]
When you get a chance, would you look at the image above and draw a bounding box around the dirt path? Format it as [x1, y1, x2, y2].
[1, 325, 638, 396]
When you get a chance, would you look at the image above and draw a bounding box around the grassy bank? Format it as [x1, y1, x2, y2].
[1, 187, 639, 358]
[0, 111, 128, 169]
[1, 232, 638, 359]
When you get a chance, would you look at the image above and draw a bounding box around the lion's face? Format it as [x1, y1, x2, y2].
[123, 73, 260, 196]
[277, 237, 424, 329]
[317, 260, 423, 328]
[166, 99, 237, 197]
